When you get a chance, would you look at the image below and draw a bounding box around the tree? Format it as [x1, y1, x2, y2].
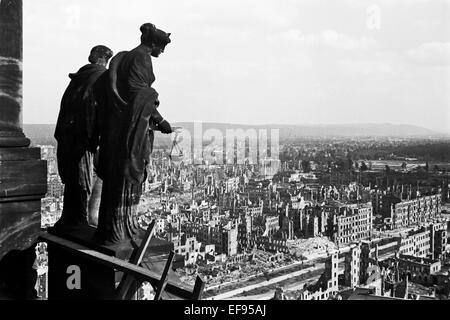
[360, 162, 368, 172]
[385, 165, 391, 174]
[301, 160, 311, 173]
[401, 162, 407, 170]
[335, 159, 348, 172]
[347, 156, 353, 170]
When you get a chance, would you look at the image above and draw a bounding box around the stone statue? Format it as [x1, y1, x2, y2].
[54, 45, 113, 230]
[95, 23, 173, 244]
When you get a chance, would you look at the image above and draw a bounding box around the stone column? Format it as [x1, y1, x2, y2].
[0, 0, 47, 299]
[0, 0, 29, 147]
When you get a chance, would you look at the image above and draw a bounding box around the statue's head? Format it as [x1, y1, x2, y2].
[140, 23, 171, 58]
[89, 45, 114, 67]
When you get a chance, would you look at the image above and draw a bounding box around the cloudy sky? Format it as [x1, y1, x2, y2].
[23, 0, 450, 133]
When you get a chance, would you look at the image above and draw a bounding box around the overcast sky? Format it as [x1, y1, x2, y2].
[23, 0, 450, 133]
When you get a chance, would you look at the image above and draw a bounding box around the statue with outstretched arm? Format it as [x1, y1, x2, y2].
[95, 23, 173, 244]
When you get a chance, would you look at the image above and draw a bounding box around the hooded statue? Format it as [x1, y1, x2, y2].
[95, 24, 173, 244]
[54, 45, 113, 229]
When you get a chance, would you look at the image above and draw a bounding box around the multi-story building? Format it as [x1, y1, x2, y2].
[220, 225, 238, 256]
[370, 189, 384, 216]
[382, 193, 441, 229]
[255, 236, 289, 254]
[383, 255, 442, 286]
[398, 227, 431, 258]
[182, 222, 210, 244]
[170, 233, 217, 266]
[225, 177, 240, 193]
[182, 221, 238, 257]
[366, 222, 448, 261]
[39, 145, 58, 176]
[431, 226, 447, 260]
[329, 202, 373, 246]
[155, 218, 166, 234]
[344, 245, 361, 288]
[47, 175, 64, 199]
[243, 187, 271, 205]
[303, 214, 319, 238]
[291, 208, 303, 235]
[263, 215, 280, 237]
[300, 206, 327, 238]
[172, 234, 200, 256]
[245, 205, 263, 217]
[237, 212, 256, 250]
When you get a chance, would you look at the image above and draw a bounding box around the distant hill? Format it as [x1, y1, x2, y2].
[23, 122, 446, 147]
[24, 124, 57, 146]
[172, 122, 445, 139]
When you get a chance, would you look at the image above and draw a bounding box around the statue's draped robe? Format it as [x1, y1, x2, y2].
[54, 64, 107, 227]
[96, 44, 159, 244]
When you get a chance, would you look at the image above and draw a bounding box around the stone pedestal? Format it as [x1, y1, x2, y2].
[0, 149, 46, 249]
[47, 226, 118, 300]
[46, 225, 175, 300]
[0, 145, 47, 301]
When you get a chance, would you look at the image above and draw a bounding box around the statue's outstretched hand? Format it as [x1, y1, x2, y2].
[158, 119, 173, 134]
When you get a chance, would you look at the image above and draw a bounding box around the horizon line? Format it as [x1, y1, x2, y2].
[23, 121, 449, 134]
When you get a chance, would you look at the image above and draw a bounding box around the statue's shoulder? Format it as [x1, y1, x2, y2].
[111, 51, 129, 64]
[129, 45, 152, 63]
